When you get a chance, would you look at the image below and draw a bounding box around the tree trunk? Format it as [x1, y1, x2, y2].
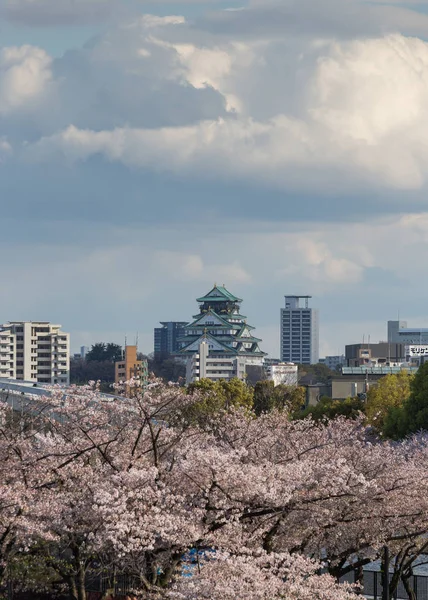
[402, 574, 417, 600]
[388, 569, 401, 599]
[354, 565, 364, 594]
[67, 576, 79, 600]
[77, 566, 86, 600]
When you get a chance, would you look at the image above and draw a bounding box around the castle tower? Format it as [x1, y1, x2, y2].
[178, 285, 266, 382]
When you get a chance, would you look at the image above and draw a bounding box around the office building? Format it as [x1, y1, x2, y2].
[115, 345, 148, 387]
[0, 321, 70, 384]
[388, 320, 428, 345]
[80, 346, 89, 359]
[178, 284, 266, 383]
[280, 296, 319, 365]
[154, 322, 188, 360]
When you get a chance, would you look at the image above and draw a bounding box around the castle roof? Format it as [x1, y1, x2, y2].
[196, 285, 242, 304]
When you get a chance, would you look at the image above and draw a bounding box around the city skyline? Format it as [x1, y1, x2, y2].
[67, 302, 428, 360]
[3, 0, 428, 361]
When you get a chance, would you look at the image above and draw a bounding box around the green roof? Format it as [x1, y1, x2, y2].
[192, 312, 247, 321]
[179, 332, 239, 355]
[197, 285, 243, 304]
[186, 310, 242, 330]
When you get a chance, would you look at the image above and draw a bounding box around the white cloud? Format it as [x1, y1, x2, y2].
[4, 0, 428, 361]
[295, 239, 365, 284]
[0, 45, 52, 115]
[19, 32, 428, 192]
[155, 251, 252, 284]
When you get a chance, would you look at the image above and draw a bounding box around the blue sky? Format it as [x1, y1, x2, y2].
[3, 0, 428, 358]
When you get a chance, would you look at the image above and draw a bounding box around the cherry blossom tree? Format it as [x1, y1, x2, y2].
[1, 381, 428, 600]
[167, 551, 359, 600]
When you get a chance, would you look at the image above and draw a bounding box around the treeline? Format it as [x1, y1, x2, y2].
[70, 343, 186, 391]
[296, 363, 428, 440]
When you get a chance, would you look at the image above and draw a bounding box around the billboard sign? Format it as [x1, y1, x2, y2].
[406, 345, 428, 357]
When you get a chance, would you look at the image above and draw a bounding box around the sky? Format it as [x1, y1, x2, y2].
[3, 0, 428, 358]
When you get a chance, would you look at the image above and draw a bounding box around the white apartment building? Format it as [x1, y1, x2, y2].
[280, 296, 319, 365]
[186, 341, 247, 384]
[0, 322, 70, 385]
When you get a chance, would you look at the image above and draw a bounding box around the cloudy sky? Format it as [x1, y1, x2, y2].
[2, 0, 428, 358]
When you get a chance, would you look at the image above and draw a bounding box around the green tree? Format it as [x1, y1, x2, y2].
[295, 396, 365, 422]
[185, 378, 253, 425]
[365, 371, 413, 432]
[297, 363, 335, 385]
[384, 362, 428, 438]
[217, 378, 254, 410]
[253, 381, 306, 416]
[148, 357, 186, 383]
[253, 381, 276, 414]
[85, 342, 107, 362]
[86, 343, 122, 362]
[104, 343, 123, 361]
[70, 358, 115, 392]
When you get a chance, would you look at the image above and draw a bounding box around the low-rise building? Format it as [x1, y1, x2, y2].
[305, 365, 418, 405]
[345, 343, 405, 367]
[265, 362, 298, 387]
[115, 345, 148, 386]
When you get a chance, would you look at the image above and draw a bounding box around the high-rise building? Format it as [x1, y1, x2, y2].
[0, 321, 70, 384]
[178, 284, 266, 383]
[115, 345, 148, 386]
[154, 322, 188, 360]
[280, 296, 319, 365]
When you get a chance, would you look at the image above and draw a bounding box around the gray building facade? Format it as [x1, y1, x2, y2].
[388, 320, 428, 345]
[345, 342, 405, 367]
[154, 321, 188, 360]
[280, 296, 319, 365]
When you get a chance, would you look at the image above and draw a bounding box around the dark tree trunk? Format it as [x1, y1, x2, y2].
[67, 577, 78, 600]
[402, 573, 417, 600]
[354, 565, 364, 594]
[77, 567, 86, 600]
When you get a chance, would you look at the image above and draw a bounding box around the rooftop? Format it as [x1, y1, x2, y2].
[342, 366, 418, 375]
[197, 284, 243, 304]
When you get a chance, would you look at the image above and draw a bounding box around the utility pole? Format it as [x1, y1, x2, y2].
[382, 545, 390, 600]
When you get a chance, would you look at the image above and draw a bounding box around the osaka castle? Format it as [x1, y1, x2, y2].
[177, 285, 266, 383]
